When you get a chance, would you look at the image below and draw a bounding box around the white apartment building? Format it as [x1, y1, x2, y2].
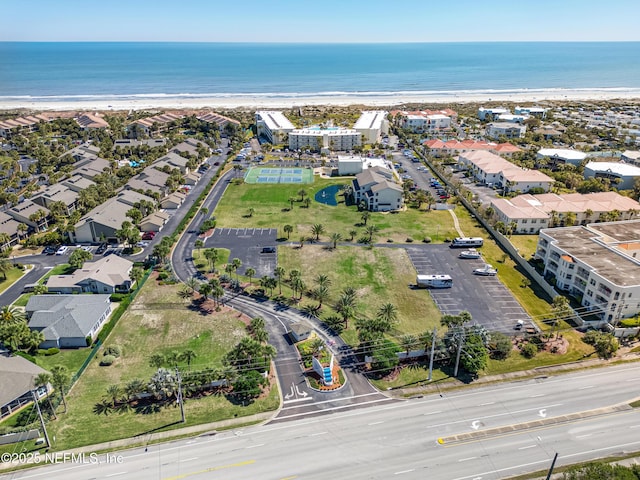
[584, 161, 640, 190]
[288, 127, 360, 152]
[255, 111, 295, 144]
[536, 221, 640, 323]
[491, 192, 640, 234]
[514, 106, 548, 119]
[537, 148, 588, 167]
[352, 167, 403, 212]
[400, 113, 451, 133]
[486, 122, 527, 140]
[353, 110, 389, 144]
[478, 107, 510, 121]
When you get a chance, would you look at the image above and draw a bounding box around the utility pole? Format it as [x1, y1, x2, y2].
[453, 329, 465, 377]
[176, 367, 185, 423]
[427, 326, 437, 381]
[31, 390, 50, 448]
[545, 452, 558, 480]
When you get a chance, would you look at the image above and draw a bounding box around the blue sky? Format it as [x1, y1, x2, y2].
[3, 0, 639, 42]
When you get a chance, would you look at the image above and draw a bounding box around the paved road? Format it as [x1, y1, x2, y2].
[5, 363, 640, 479]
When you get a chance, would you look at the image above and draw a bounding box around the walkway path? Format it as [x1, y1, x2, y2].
[448, 208, 465, 237]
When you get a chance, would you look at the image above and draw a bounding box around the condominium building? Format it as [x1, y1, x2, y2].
[486, 122, 527, 140]
[584, 161, 640, 190]
[393, 109, 455, 133]
[352, 167, 403, 212]
[255, 111, 295, 144]
[537, 148, 588, 167]
[514, 106, 548, 119]
[288, 127, 360, 152]
[353, 110, 389, 143]
[423, 139, 521, 158]
[535, 220, 640, 323]
[478, 107, 509, 121]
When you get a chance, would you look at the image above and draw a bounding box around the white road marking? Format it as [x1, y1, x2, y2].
[459, 457, 477, 462]
[423, 410, 443, 416]
[629, 425, 640, 429]
[245, 444, 264, 449]
[530, 394, 545, 398]
[181, 457, 199, 462]
[394, 469, 415, 475]
[576, 434, 593, 439]
[480, 402, 495, 406]
[311, 431, 328, 436]
[105, 473, 128, 477]
[518, 445, 537, 450]
[579, 385, 594, 390]
[368, 421, 384, 426]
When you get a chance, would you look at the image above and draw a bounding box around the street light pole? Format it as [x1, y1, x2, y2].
[176, 367, 185, 423]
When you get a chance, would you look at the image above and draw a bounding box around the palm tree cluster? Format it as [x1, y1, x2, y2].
[0, 305, 44, 353]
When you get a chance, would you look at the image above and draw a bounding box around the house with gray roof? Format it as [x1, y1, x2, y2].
[140, 211, 170, 232]
[160, 191, 186, 209]
[154, 151, 191, 174]
[71, 156, 111, 180]
[45, 255, 133, 295]
[125, 166, 170, 198]
[63, 142, 101, 162]
[31, 184, 79, 215]
[73, 190, 156, 243]
[62, 174, 96, 193]
[0, 212, 21, 248]
[352, 167, 403, 212]
[0, 352, 50, 419]
[6, 200, 50, 232]
[170, 138, 210, 158]
[26, 295, 113, 349]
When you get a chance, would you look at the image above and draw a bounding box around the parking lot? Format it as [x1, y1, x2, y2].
[206, 228, 278, 277]
[404, 244, 531, 334]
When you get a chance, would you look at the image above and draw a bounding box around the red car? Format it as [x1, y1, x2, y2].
[142, 232, 156, 240]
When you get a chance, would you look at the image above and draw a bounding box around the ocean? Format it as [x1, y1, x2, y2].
[1, 42, 640, 102]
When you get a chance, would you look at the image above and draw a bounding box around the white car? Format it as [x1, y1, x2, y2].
[473, 264, 498, 276]
[55, 246, 69, 255]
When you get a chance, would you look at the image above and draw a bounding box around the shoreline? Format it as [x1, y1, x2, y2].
[2, 88, 640, 112]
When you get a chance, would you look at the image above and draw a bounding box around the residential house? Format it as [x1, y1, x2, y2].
[478, 107, 510, 121]
[75, 113, 110, 130]
[621, 151, 640, 166]
[584, 161, 640, 190]
[423, 139, 521, 158]
[73, 190, 156, 243]
[139, 211, 170, 232]
[71, 156, 111, 180]
[196, 111, 241, 129]
[535, 220, 640, 322]
[0, 113, 61, 138]
[496, 113, 530, 124]
[113, 138, 167, 150]
[486, 122, 526, 139]
[352, 166, 403, 212]
[160, 191, 186, 209]
[393, 109, 455, 133]
[0, 352, 50, 419]
[170, 138, 210, 159]
[62, 174, 96, 193]
[491, 192, 640, 234]
[26, 295, 113, 349]
[514, 106, 548, 119]
[154, 152, 191, 174]
[255, 111, 295, 144]
[0, 212, 21, 248]
[6, 200, 50, 232]
[45, 255, 133, 294]
[537, 148, 588, 167]
[129, 113, 184, 137]
[63, 142, 101, 162]
[125, 166, 170, 198]
[183, 172, 201, 186]
[31, 184, 78, 215]
[353, 110, 389, 143]
[458, 150, 553, 192]
[337, 155, 392, 176]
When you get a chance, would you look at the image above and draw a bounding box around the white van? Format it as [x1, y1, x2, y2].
[450, 237, 484, 248]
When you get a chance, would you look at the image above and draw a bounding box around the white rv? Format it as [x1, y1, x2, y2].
[416, 274, 453, 289]
[450, 237, 484, 248]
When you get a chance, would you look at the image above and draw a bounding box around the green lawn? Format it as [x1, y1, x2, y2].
[191, 247, 230, 275]
[508, 234, 541, 260]
[12, 264, 74, 306]
[35, 348, 93, 375]
[45, 274, 279, 450]
[214, 178, 458, 243]
[0, 266, 27, 294]
[278, 245, 442, 337]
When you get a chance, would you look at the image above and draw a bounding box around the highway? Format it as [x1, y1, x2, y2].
[3, 363, 640, 479]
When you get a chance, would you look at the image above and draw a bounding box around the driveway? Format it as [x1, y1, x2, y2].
[404, 244, 531, 334]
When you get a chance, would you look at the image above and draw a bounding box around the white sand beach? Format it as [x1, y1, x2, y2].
[2, 88, 640, 112]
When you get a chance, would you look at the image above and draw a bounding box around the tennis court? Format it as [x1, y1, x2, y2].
[245, 167, 313, 184]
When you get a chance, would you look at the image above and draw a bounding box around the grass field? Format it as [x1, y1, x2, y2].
[0, 266, 26, 294]
[45, 274, 279, 450]
[214, 177, 458, 243]
[277, 245, 443, 339]
[192, 247, 230, 274]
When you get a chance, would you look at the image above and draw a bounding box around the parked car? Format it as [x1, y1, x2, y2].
[261, 246, 276, 254]
[95, 243, 107, 254]
[55, 246, 69, 255]
[142, 232, 156, 240]
[43, 245, 58, 255]
[458, 249, 481, 259]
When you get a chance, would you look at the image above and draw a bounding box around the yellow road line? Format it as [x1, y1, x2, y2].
[163, 459, 256, 480]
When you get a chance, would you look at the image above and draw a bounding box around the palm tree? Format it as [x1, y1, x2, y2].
[584, 208, 594, 223]
[0, 305, 25, 323]
[203, 248, 219, 273]
[185, 276, 199, 295]
[298, 189, 308, 201]
[106, 384, 122, 407]
[125, 379, 146, 401]
[377, 302, 398, 327]
[400, 334, 418, 356]
[311, 223, 325, 241]
[194, 239, 204, 254]
[361, 211, 371, 225]
[365, 225, 379, 243]
[199, 282, 212, 300]
[299, 235, 306, 248]
[314, 273, 331, 289]
[51, 365, 69, 413]
[0, 233, 11, 252]
[129, 266, 144, 289]
[181, 349, 197, 369]
[303, 197, 311, 208]
[247, 207, 255, 218]
[245, 267, 256, 285]
[17, 223, 28, 241]
[33, 373, 56, 419]
[291, 277, 305, 300]
[335, 293, 356, 329]
[329, 232, 342, 249]
[231, 258, 242, 282]
[0, 258, 12, 281]
[149, 353, 166, 368]
[288, 196, 295, 210]
[211, 284, 225, 306]
[313, 284, 330, 308]
[349, 229, 358, 241]
[274, 266, 286, 295]
[419, 330, 434, 353]
[283, 224, 293, 239]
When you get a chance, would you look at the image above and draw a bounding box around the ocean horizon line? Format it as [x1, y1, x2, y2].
[2, 40, 640, 45]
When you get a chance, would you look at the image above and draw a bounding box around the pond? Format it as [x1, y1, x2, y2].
[314, 185, 341, 206]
